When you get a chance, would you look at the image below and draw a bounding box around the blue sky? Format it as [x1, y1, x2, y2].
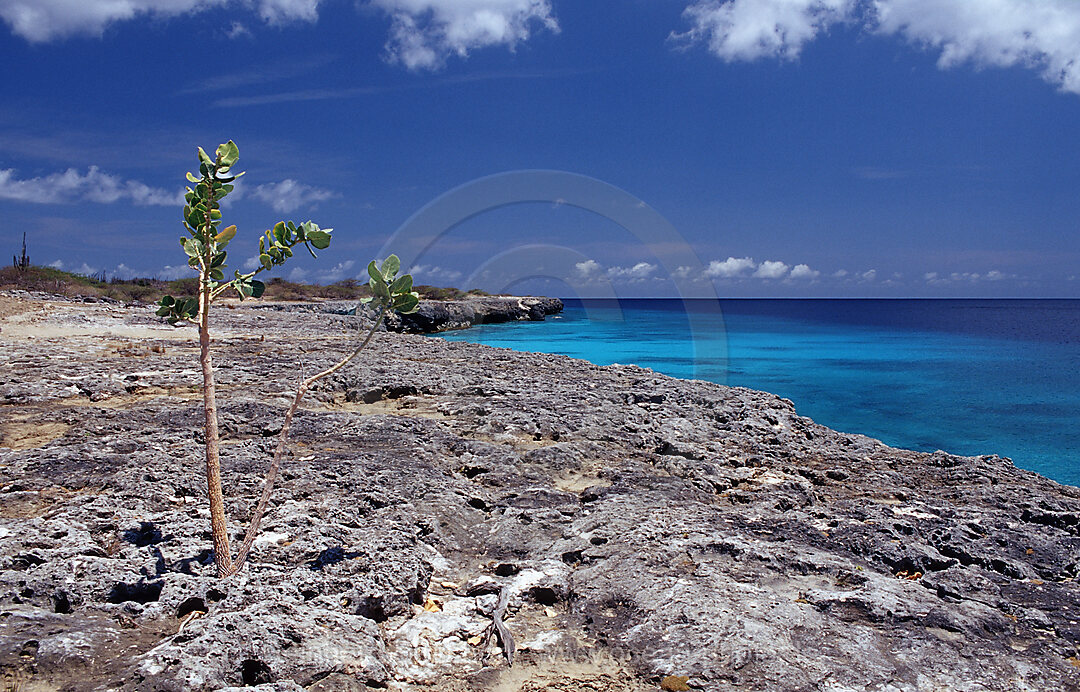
[1, 0, 1079, 298]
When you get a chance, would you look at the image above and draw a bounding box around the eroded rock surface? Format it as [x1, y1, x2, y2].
[1, 293, 1079, 691]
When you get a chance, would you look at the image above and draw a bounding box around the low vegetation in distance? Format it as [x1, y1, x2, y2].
[0, 264, 493, 303]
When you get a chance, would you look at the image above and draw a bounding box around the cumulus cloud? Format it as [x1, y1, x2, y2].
[925, 269, 1012, 284]
[753, 260, 790, 279]
[574, 259, 602, 279]
[316, 260, 356, 283]
[676, 0, 1080, 94]
[371, 0, 559, 70]
[704, 256, 756, 278]
[409, 264, 464, 283]
[674, 0, 855, 61]
[0, 0, 325, 42]
[789, 263, 820, 280]
[860, 269, 877, 281]
[606, 262, 657, 281]
[250, 179, 337, 213]
[0, 166, 181, 205]
[158, 264, 195, 280]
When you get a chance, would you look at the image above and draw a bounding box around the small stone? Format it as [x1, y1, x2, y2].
[661, 675, 691, 691]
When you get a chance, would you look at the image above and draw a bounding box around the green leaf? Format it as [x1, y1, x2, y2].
[210, 209, 222, 220]
[393, 293, 419, 314]
[367, 260, 382, 283]
[259, 254, 273, 271]
[186, 172, 200, 183]
[381, 254, 401, 280]
[182, 239, 203, 258]
[272, 221, 286, 245]
[209, 267, 224, 281]
[210, 252, 227, 268]
[250, 280, 265, 298]
[198, 146, 213, 166]
[389, 274, 413, 295]
[215, 225, 237, 244]
[307, 229, 331, 250]
[371, 277, 390, 299]
[217, 140, 239, 168]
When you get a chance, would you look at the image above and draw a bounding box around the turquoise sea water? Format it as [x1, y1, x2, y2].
[438, 299, 1080, 487]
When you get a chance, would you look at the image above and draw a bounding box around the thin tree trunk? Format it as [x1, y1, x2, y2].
[199, 269, 233, 578]
[228, 305, 387, 575]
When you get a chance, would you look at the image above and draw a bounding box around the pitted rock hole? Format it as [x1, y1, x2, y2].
[240, 659, 274, 686]
[106, 580, 163, 604]
[176, 596, 206, 619]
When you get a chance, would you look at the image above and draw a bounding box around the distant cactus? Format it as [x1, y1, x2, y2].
[12, 232, 29, 270]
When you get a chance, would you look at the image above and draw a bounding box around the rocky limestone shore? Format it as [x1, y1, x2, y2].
[1, 292, 1080, 691]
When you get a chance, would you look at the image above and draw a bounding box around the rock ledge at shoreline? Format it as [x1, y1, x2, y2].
[1, 293, 1079, 691]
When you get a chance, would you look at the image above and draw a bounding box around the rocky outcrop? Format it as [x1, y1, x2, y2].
[383, 296, 563, 333]
[246, 295, 563, 334]
[1, 295, 1079, 691]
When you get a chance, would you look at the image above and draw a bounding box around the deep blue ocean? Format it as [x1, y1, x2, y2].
[438, 299, 1080, 487]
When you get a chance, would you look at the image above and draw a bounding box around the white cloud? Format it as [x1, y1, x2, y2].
[753, 260, 790, 279]
[832, 269, 849, 278]
[926, 268, 1012, 284]
[606, 261, 657, 281]
[704, 256, 757, 278]
[287, 266, 310, 283]
[0, 166, 181, 205]
[227, 21, 252, 39]
[675, 0, 855, 61]
[158, 264, 195, 280]
[372, 0, 559, 70]
[75, 263, 100, 276]
[0, 0, 326, 42]
[789, 263, 820, 279]
[409, 264, 463, 283]
[860, 269, 877, 281]
[677, 0, 1080, 94]
[316, 260, 356, 283]
[574, 259, 602, 279]
[258, 0, 319, 24]
[48, 259, 64, 269]
[250, 179, 337, 214]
